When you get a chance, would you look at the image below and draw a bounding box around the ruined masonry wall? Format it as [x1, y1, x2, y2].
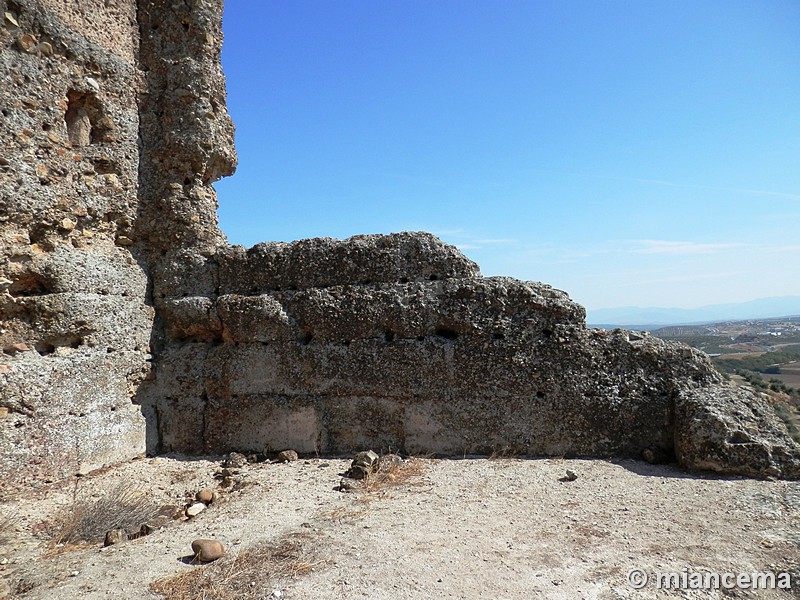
[1, 1, 798, 493]
[146, 233, 800, 479]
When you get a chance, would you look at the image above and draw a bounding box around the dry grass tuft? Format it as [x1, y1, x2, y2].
[0, 507, 19, 548]
[320, 505, 366, 524]
[51, 481, 162, 545]
[361, 456, 426, 493]
[488, 446, 525, 460]
[151, 532, 324, 600]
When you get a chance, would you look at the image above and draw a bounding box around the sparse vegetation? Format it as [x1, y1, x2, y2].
[653, 317, 800, 356]
[361, 456, 426, 494]
[150, 457, 426, 599]
[714, 346, 800, 376]
[773, 402, 800, 444]
[51, 481, 162, 545]
[151, 532, 323, 600]
[0, 507, 19, 549]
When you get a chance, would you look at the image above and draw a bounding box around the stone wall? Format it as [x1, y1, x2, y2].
[1, 0, 798, 493]
[145, 233, 800, 479]
[0, 0, 234, 491]
[0, 0, 149, 489]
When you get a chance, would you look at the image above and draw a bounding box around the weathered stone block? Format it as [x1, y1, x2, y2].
[152, 250, 218, 298]
[217, 294, 292, 342]
[158, 296, 221, 341]
[675, 387, 800, 479]
[21, 293, 153, 351]
[216, 232, 480, 294]
[36, 245, 147, 296]
[204, 395, 321, 455]
[0, 350, 147, 489]
[150, 343, 210, 400]
[322, 397, 405, 454]
[157, 397, 206, 454]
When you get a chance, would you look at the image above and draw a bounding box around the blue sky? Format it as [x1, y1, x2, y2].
[214, 1, 800, 311]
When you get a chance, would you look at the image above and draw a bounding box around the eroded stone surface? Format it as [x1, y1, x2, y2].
[0, 0, 234, 491]
[0, 0, 150, 490]
[148, 234, 800, 479]
[2, 0, 798, 493]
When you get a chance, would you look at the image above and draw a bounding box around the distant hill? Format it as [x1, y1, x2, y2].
[587, 296, 800, 328]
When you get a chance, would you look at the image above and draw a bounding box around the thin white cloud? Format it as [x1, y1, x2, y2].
[630, 240, 745, 255]
[474, 238, 517, 245]
[456, 244, 481, 250]
[596, 175, 800, 202]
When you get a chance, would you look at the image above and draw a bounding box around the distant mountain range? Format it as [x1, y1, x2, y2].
[587, 296, 800, 328]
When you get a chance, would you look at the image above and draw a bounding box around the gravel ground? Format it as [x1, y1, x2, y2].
[1, 455, 798, 599]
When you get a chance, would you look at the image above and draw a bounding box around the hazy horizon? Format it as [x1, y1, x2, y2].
[214, 1, 800, 311]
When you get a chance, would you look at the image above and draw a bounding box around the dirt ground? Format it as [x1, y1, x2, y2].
[1, 454, 798, 600]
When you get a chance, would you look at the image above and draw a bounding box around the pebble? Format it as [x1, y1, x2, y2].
[276, 449, 298, 463]
[149, 515, 172, 528]
[376, 454, 403, 471]
[348, 464, 371, 480]
[191, 539, 225, 562]
[156, 504, 183, 519]
[352, 450, 379, 468]
[559, 470, 578, 482]
[3, 343, 29, 355]
[103, 529, 128, 546]
[16, 34, 35, 52]
[186, 503, 206, 517]
[339, 478, 359, 492]
[346, 450, 380, 479]
[223, 452, 248, 468]
[196, 488, 216, 504]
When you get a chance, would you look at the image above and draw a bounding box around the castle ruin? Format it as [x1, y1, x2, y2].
[1, 0, 798, 494]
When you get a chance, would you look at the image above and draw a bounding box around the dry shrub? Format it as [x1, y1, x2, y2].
[320, 505, 367, 524]
[361, 456, 426, 493]
[151, 532, 323, 600]
[0, 507, 19, 547]
[488, 446, 524, 460]
[52, 481, 162, 545]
